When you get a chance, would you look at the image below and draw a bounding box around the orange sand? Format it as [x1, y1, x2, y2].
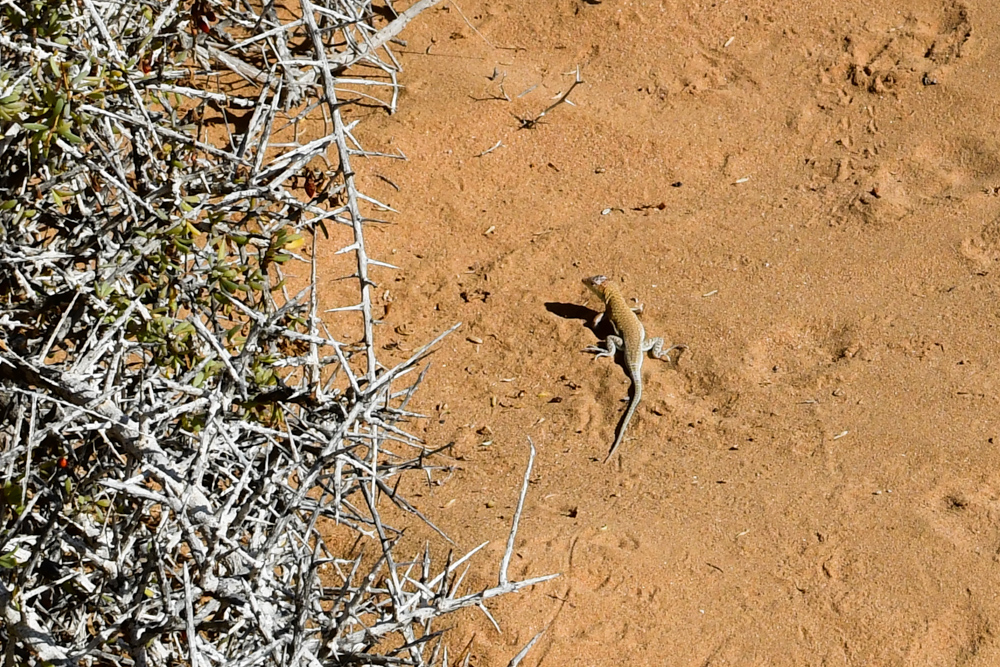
[322, 1, 1000, 663]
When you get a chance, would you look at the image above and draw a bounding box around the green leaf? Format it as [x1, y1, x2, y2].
[95, 281, 113, 299]
[3, 482, 22, 505]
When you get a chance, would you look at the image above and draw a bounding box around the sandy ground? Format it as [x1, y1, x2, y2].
[320, 0, 1000, 663]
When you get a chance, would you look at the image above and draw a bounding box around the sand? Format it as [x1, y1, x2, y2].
[322, 0, 1000, 663]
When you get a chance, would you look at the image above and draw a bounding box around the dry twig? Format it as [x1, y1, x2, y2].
[517, 67, 584, 129]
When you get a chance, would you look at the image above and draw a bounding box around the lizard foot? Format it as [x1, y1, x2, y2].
[583, 345, 613, 359]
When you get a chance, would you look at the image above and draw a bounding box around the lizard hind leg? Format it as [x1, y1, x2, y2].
[585, 334, 623, 360]
[645, 337, 689, 363]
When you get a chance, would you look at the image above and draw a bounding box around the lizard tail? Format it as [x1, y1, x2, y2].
[604, 379, 642, 463]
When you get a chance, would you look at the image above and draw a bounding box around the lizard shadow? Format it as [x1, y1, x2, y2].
[544, 301, 595, 322]
[544, 302, 616, 339]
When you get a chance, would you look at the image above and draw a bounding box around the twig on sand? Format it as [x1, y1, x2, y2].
[517, 67, 584, 129]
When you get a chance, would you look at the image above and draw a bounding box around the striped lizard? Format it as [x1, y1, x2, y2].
[582, 275, 687, 463]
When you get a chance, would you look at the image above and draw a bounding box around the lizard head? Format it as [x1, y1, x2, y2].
[582, 274, 609, 297]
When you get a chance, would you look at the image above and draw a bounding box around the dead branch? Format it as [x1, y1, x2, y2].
[517, 67, 585, 129]
[0, 0, 555, 665]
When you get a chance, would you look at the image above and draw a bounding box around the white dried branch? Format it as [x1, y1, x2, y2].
[0, 0, 556, 664]
[500, 438, 536, 587]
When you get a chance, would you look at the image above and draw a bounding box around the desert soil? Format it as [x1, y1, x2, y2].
[322, 0, 1000, 663]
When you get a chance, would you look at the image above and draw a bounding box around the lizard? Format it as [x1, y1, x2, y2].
[582, 275, 687, 463]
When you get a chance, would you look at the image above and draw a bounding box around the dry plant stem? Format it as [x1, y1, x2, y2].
[500, 438, 536, 587]
[327, 0, 444, 70]
[447, 0, 493, 48]
[308, 229, 321, 392]
[507, 628, 547, 667]
[301, 0, 377, 381]
[518, 67, 584, 129]
[0, 0, 556, 664]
